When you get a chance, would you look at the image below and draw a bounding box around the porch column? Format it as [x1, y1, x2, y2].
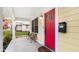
[12, 16, 16, 40]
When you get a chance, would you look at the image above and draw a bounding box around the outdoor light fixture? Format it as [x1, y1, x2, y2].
[59, 22, 67, 33]
[39, 15, 43, 19]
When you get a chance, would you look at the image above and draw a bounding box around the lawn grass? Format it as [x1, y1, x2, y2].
[4, 30, 29, 36]
[16, 31, 29, 36]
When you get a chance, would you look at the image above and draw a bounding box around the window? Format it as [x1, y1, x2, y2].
[32, 17, 38, 33]
[26, 25, 29, 29]
[32, 20, 34, 32]
[16, 25, 22, 31]
[47, 13, 53, 20]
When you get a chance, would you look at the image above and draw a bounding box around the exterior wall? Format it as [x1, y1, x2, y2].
[22, 25, 30, 31]
[31, 8, 55, 46]
[16, 25, 22, 31]
[37, 17, 45, 45]
[16, 25, 30, 31]
[15, 21, 31, 32]
[58, 7, 79, 51]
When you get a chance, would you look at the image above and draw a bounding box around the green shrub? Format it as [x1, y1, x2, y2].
[3, 30, 12, 51]
[4, 33, 12, 44]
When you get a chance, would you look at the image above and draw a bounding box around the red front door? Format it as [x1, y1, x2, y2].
[45, 9, 55, 51]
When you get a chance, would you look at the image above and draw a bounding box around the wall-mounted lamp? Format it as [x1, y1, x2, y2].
[39, 15, 43, 19]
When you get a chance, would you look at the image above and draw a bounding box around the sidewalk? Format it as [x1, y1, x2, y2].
[5, 37, 41, 52]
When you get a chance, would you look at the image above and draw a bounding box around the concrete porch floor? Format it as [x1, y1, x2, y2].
[5, 37, 41, 52]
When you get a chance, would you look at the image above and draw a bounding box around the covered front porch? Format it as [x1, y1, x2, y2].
[1, 7, 57, 52]
[5, 37, 40, 52]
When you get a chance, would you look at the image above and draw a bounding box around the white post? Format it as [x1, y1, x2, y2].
[12, 16, 16, 40]
[11, 8, 16, 40]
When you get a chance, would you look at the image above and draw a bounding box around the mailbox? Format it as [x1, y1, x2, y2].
[59, 22, 67, 33]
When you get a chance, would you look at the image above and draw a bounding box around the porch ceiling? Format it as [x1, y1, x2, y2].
[2, 7, 53, 20]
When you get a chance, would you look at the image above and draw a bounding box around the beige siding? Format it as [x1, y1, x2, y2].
[58, 7, 79, 52]
[37, 17, 45, 45]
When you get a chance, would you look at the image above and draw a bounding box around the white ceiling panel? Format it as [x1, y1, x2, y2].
[2, 7, 54, 20]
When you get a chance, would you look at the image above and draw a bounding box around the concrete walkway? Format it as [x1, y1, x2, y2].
[5, 37, 41, 52]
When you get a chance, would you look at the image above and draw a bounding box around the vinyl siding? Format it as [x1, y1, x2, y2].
[37, 17, 45, 45]
[58, 7, 79, 52]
